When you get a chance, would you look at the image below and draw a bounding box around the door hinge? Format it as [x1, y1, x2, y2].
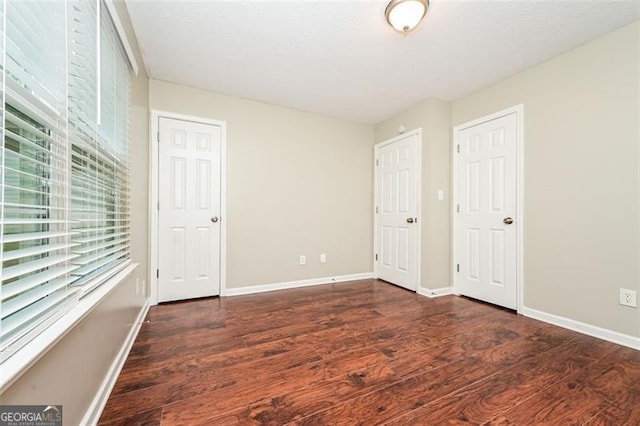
[157, 269, 159, 278]
[375, 206, 378, 214]
[375, 254, 378, 261]
[456, 144, 460, 153]
[456, 204, 460, 213]
[157, 132, 160, 143]
[157, 201, 160, 210]
[456, 264, 460, 273]
[376, 159, 379, 166]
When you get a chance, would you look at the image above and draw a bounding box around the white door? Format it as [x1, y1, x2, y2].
[455, 112, 518, 309]
[158, 117, 221, 302]
[375, 132, 420, 291]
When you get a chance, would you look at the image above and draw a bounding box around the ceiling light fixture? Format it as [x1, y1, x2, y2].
[385, 0, 429, 34]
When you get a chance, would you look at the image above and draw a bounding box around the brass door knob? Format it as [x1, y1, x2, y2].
[503, 217, 514, 225]
[406, 218, 415, 224]
[211, 216, 219, 223]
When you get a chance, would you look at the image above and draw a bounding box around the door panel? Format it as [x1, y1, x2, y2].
[375, 133, 420, 291]
[158, 117, 221, 302]
[456, 113, 517, 309]
[171, 227, 186, 281]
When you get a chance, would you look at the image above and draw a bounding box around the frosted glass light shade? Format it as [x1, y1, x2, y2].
[385, 0, 429, 34]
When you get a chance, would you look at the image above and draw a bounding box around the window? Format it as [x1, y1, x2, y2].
[69, 1, 131, 289]
[0, 0, 131, 361]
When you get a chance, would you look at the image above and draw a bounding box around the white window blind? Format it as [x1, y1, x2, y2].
[69, 1, 130, 289]
[0, 0, 131, 360]
[1, 0, 77, 357]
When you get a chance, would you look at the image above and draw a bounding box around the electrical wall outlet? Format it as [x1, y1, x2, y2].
[320, 253, 327, 263]
[619, 288, 637, 308]
[299, 255, 306, 265]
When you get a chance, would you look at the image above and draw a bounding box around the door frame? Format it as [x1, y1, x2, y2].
[373, 128, 422, 291]
[149, 110, 228, 305]
[452, 105, 524, 312]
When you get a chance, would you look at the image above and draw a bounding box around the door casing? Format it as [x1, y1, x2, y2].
[452, 105, 524, 312]
[149, 110, 228, 304]
[373, 128, 422, 291]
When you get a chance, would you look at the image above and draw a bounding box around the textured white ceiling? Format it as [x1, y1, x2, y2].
[125, 0, 640, 124]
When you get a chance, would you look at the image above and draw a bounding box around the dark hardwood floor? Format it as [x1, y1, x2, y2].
[99, 279, 640, 425]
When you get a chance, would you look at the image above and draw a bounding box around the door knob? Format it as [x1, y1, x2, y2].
[406, 218, 415, 224]
[211, 216, 219, 223]
[503, 217, 513, 225]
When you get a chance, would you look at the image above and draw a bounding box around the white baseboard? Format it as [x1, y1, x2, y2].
[520, 306, 640, 351]
[224, 273, 375, 297]
[417, 286, 453, 298]
[81, 300, 151, 426]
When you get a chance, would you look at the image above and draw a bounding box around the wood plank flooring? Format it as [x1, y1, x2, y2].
[99, 279, 640, 425]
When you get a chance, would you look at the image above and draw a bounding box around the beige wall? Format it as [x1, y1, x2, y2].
[375, 98, 452, 291]
[452, 22, 640, 337]
[1, 2, 150, 424]
[150, 80, 375, 288]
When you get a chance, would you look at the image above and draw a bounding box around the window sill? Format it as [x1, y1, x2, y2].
[0, 261, 138, 393]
